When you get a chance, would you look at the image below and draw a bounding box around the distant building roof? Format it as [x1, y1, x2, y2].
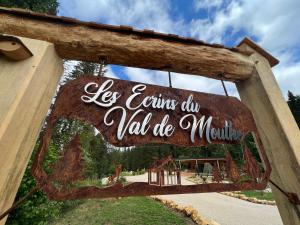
[237, 37, 279, 67]
[148, 156, 174, 171]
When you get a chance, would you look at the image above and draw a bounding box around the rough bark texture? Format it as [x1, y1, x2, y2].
[0, 7, 255, 81]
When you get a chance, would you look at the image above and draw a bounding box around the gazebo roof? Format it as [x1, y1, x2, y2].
[176, 158, 226, 163]
[148, 156, 173, 171]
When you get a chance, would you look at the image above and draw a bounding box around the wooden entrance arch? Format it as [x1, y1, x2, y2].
[0, 7, 299, 225]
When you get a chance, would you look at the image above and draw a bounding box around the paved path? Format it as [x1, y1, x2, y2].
[126, 174, 283, 225]
[161, 193, 282, 225]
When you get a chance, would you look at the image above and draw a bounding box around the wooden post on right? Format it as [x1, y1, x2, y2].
[236, 37, 300, 225]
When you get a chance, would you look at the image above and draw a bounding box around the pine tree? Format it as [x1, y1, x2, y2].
[243, 133, 261, 162]
[0, 0, 59, 15]
[225, 152, 240, 182]
[287, 91, 300, 128]
[212, 164, 222, 183]
[88, 134, 109, 179]
[63, 61, 107, 82]
[243, 147, 261, 182]
[50, 135, 85, 185]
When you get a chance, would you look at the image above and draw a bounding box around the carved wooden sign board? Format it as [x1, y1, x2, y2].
[32, 75, 271, 200]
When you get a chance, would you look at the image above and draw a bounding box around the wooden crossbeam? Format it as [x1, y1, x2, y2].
[0, 7, 257, 81]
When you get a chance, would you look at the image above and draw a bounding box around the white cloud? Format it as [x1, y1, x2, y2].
[274, 63, 300, 96]
[105, 66, 118, 79]
[171, 73, 238, 97]
[190, 0, 300, 52]
[189, 0, 300, 96]
[59, 0, 185, 34]
[238, 0, 300, 53]
[190, 1, 244, 43]
[123, 67, 237, 97]
[273, 52, 300, 95]
[124, 67, 169, 86]
[59, 0, 300, 96]
[194, 0, 223, 10]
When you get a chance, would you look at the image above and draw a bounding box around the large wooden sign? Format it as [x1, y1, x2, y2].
[32, 76, 271, 200]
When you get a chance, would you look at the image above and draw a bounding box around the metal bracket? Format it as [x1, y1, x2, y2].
[168, 71, 172, 88]
[286, 192, 300, 205]
[218, 73, 229, 97]
[270, 180, 300, 205]
[98, 56, 107, 76]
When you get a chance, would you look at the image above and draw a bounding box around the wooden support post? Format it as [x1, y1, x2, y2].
[161, 170, 165, 186]
[0, 36, 63, 225]
[148, 171, 150, 184]
[236, 38, 300, 225]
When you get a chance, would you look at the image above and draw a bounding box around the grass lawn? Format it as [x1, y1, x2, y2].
[240, 190, 274, 201]
[48, 196, 193, 225]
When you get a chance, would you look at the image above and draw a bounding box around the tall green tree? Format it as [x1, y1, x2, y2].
[86, 134, 109, 178]
[61, 61, 109, 178]
[6, 60, 106, 225]
[287, 91, 300, 128]
[63, 61, 107, 83]
[0, 0, 59, 15]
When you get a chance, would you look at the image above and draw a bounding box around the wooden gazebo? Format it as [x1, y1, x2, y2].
[176, 158, 226, 183]
[176, 158, 226, 171]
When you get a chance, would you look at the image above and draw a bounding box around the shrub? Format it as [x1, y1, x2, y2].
[6, 146, 64, 225]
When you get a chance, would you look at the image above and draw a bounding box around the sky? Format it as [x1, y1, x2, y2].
[58, 0, 300, 98]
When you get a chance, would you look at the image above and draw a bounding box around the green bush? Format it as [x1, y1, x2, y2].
[6, 145, 64, 225]
[132, 169, 146, 176]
